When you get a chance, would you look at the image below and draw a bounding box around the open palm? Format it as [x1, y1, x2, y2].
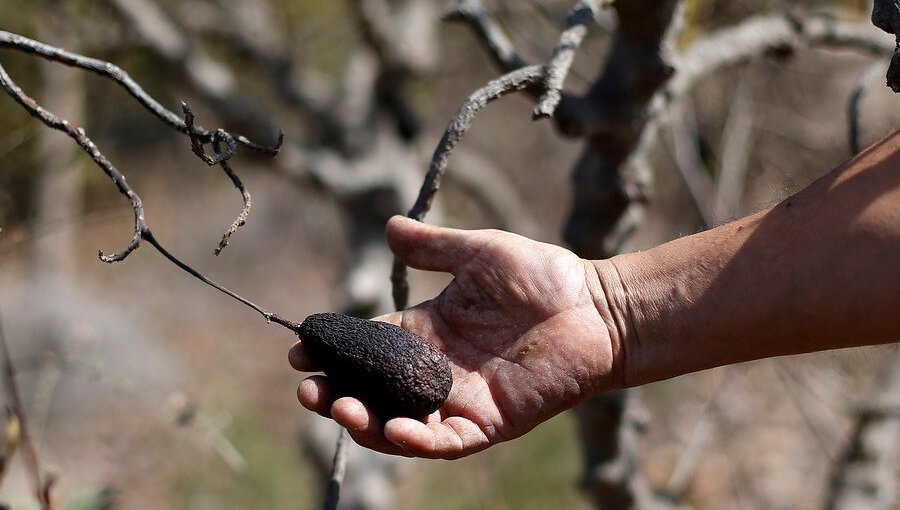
[290, 216, 621, 459]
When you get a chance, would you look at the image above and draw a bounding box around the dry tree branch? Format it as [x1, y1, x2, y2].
[0, 31, 282, 155]
[666, 102, 716, 227]
[533, 0, 601, 119]
[0, 63, 145, 262]
[108, 0, 334, 147]
[390, 64, 545, 310]
[625, 12, 893, 193]
[322, 428, 349, 510]
[442, 0, 529, 73]
[713, 73, 754, 222]
[407, 64, 546, 222]
[390, 0, 605, 311]
[184, 103, 239, 166]
[444, 0, 600, 120]
[848, 61, 886, 155]
[211, 147, 253, 256]
[352, 0, 422, 73]
[181, 102, 256, 255]
[0, 59, 301, 335]
[0, 304, 53, 509]
[0, 30, 284, 255]
[825, 354, 900, 510]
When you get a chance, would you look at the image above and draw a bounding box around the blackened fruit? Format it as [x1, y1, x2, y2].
[298, 312, 452, 421]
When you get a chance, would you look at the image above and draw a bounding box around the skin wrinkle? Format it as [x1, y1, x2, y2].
[410, 222, 612, 449]
[443, 419, 489, 459]
[443, 290, 587, 443]
[592, 260, 632, 389]
[581, 261, 621, 396]
[474, 362, 517, 440]
[442, 263, 545, 350]
[426, 299, 518, 440]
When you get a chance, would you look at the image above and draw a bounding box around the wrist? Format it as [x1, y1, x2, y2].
[584, 258, 639, 391]
[591, 249, 695, 389]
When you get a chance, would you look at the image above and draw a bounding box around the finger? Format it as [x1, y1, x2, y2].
[297, 376, 333, 418]
[331, 397, 409, 457]
[386, 215, 473, 274]
[288, 341, 316, 372]
[383, 416, 491, 460]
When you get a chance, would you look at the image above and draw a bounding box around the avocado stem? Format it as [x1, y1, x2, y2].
[143, 230, 302, 334]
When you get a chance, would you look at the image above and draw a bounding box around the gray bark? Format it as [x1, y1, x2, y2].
[562, 2, 680, 508]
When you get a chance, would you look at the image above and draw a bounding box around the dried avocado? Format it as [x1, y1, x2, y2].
[298, 312, 452, 420]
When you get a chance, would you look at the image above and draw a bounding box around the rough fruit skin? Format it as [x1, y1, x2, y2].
[298, 313, 452, 421]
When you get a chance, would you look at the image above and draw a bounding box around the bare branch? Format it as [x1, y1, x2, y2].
[665, 102, 716, 227]
[0, 305, 52, 509]
[0, 30, 282, 156]
[445, 0, 603, 120]
[533, 0, 601, 119]
[825, 355, 900, 510]
[183, 103, 238, 166]
[625, 13, 893, 201]
[212, 151, 253, 257]
[443, 0, 528, 73]
[322, 428, 349, 510]
[662, 14, 891, 122]
[408, 64, 545, 221]
[141, 232, 300, 331]
[848, 61, 886, 155]
[3, 20, 284, 259]
[0, 62, 146, 262]
[181, 102, 257, 255]
[713, 74, 754, 222]
[351, 0, 433, 74]
[0, 57, 301, 334]
[390, 64, 545, 310]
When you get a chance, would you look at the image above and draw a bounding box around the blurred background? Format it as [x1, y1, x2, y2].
[0, 0, 898, 508]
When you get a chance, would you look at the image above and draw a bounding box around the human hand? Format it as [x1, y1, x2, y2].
[289, 216, 624, 459]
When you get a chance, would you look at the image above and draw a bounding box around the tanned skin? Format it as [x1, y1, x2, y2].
[290, 131, 900, 460]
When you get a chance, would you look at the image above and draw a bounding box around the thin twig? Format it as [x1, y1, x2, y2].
[0, 30, 283, 155]
[0, 303, 52, 509]
[0, 62, 145, 262]
[825, 352, 900, 509]
[713, 73, 754, 222]
[390, 0, 605, 310]
[183, 102, 237, 166]
[141, 232, 300, 331]
[662, 370, 741, 501]
[666, 101, 716, 227]
[625, 12, 893, 205]
[848, 61, 886, 155]
[445, 0, 602, 120]
[181, 102, 254, 255]
[533, 0, 599, 118]
[212, 141, 252, 256]
[390, 64, 545, 310]
[442, 0, 529, 73]
[322, 428, 349, 510]
[0, 61, 301, 334]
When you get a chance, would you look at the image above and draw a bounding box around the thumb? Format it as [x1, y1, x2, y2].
[386, 216, 473, 274]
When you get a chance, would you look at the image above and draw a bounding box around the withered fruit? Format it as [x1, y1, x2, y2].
[298, 312, 452, 421]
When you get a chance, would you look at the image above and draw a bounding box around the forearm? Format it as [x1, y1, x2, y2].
[598, 131, 900, 387]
